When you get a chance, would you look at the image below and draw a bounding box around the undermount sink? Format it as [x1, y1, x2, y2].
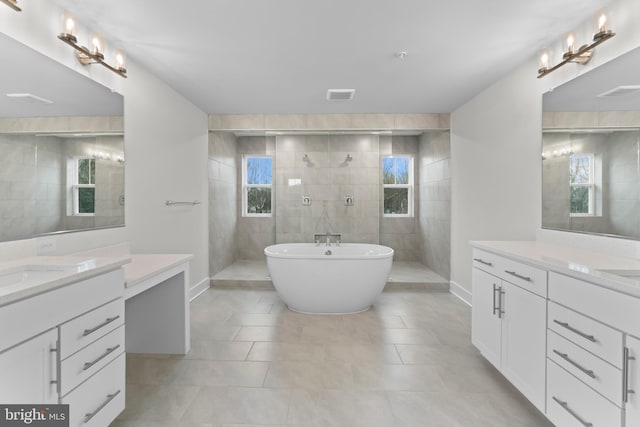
[0, 260, 97, 291]
[597, 269, 640, 281]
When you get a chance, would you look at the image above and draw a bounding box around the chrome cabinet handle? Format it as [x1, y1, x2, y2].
[50, 346, 59, 386]
[474, 258, 493, 267]
[552, 397, 593, 427]
[624, 347, 636, 403]
[83, 316, 121, 337]
[84, 389, 121, 423]
[498, 287, 505, 319]
[492, 284, 499, 316]
[553, 320, 597, 343]
[83, 345, 121, 371]
[504, 270, 532, 282]
[553, 349, 596, 379]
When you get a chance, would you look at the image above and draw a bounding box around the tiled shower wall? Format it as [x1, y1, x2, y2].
[418, 131, 451, 279]
[380, 135, 421, 261]
[275, 134, 380, 244]
[208, 132, 238, 276]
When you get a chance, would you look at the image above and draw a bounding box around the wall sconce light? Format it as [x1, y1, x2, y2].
[0, 0, 21, 11]
[537, 13, 615, 78]
[58, 16, 127, 78]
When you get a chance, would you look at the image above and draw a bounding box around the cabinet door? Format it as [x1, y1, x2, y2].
[501, 282, 547, 413]
[0, 329, 58, 404]
[471, 267, 502, 369]
[627, 335, 640, 426]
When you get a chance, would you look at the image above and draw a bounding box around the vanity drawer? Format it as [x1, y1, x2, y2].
[498, 257, 547, 297]
[548, 329, 622, 404]
[547, 360, 622, 427]
[60, 326, 124, 396]
[548, 301, 623, 367]
[473, 249, 547, 297]
[60, 298, 124, 359]
[62, 352, 125, 427]
[472, 249, 502, 276]
[549, 272, 640, 338]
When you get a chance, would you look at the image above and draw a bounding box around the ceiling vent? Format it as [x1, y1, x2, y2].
[327, 89, 355, 101]
[5, 93, 53, 104]
[597, 86, 640, 98]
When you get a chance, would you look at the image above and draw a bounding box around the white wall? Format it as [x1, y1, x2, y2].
[1, 3, 210, 290]
[450, 0, 640, 296]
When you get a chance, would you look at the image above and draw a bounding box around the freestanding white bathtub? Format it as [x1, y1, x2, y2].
[264, 243, 394, 314]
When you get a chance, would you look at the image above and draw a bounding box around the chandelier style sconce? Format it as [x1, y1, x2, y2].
[0, 0, 21, 11]
[58, 15, 127, 78]
[537, 13, 615, 78]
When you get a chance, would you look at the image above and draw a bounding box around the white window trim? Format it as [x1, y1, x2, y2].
[73, 157, 95, 216]
[569, 153, 595, 217]
[242, 155, 273, 217]
[383, 155, 414, 218]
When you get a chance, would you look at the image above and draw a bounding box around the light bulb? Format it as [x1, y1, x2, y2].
[598, 14, 607, 31]
[116, 52, 125, 69]
[540, 52, 549, 69]
[566, 34, 575, 53]
[92, 37, 101, 53]
[65, 17, 75, 34]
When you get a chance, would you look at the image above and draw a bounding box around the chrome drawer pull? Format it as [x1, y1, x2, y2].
[504, 270, 532, 282]
[473, 258, 493, 267]
[492, 284, 499, 316]
[553, 320, 597, 343]
[84, 389, 121, 423]
[624, 347, 636, 403]
[83, 345, 121, 371]
[552, 397, 593, 427]
[553, 349, 596, 379]
[83, 315, 121, 337]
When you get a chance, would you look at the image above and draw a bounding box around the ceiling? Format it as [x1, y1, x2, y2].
[51, 0, 611, 115]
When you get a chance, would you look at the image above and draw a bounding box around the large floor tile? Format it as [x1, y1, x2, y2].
[169, 360, 269, 387]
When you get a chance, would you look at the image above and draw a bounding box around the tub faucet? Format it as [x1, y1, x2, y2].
[326, 233, 331, 247]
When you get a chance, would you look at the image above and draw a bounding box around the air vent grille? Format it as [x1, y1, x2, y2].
[327, 89, 355, 101]
[597, 86, 640, 98]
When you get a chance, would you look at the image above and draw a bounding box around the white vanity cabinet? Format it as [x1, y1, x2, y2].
[0, 265, 126, 426]
[471, 249, 547, 412]
[547, 271, 640, 427]
[626, 335, 640, 426]
[0, 329, 58, 404]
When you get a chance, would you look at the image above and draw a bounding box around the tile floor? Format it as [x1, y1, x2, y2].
[111, 286, 551, 426]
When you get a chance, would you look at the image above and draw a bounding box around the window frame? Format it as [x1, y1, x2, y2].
[242, 155, 273, 217]
[72, 156, 96, 216]
[569, 153, 595, 217]
[382, 155, 414, 218]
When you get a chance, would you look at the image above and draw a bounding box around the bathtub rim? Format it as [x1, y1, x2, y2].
[264, 243, 394, 260]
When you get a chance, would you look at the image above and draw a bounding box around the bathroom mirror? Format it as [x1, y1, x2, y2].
[0, 32, 124, 242]
[542, 46, 640, 239]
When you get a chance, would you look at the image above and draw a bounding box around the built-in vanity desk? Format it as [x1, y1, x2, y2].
[471, 240, 640, 427]
[123, 254, 193, 354]
[0, 255, 129, 427]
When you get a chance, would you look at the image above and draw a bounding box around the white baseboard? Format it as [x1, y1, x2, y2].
[450, 280, 472, 306]
[190, 277, 210, 302]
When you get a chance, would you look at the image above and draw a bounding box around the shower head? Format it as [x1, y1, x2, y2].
[303, 154, 310, 162]
[345, 154, 353, 162]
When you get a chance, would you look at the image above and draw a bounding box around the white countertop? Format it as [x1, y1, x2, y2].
[472, 240, 640, 297]
[123, 253, 193, 288]
[0, 255, 130, 307]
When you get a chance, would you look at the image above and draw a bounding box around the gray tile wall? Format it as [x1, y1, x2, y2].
[418, 131, 451, 279]
[606, 130, 640, 237]
[209, 132, 238, 275]
[275, 134, 380, 244]
[380, 135, 420, 261]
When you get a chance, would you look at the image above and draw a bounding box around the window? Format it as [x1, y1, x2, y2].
[74, 157, 95, 215]
[243, 156, 272, 216]
[569, 153, 595, 216]
[383, 156, 413, 216]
